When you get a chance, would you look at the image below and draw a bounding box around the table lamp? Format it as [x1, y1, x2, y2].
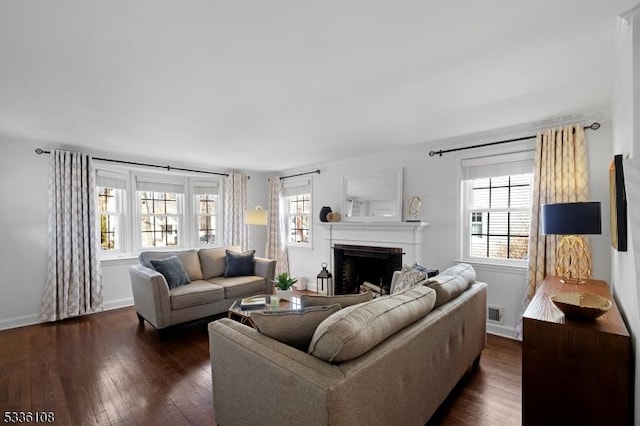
[541, 202, 601, 284]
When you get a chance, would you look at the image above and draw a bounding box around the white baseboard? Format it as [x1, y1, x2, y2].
[103, 298, 134, 311]
[0, 298, 135, 331]
[0, 313, 40, 331]
[487, 323, 517, 340]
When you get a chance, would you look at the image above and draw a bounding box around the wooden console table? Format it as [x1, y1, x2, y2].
[522, 276, 631, 425]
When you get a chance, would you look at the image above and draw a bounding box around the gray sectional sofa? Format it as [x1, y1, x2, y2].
[208, 264, 487, 426]
[129, 246, 276, 329]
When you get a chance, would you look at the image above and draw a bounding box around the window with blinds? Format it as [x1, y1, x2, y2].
[95, 166, 222, 255]
[136, 176, 185, 248]
[461, 151, 534, 263]
[193, 181, 219, 246]
[97, 170, 127, 252]
[283, 178, 312, 245]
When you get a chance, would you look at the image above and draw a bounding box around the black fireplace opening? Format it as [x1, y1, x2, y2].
[333, 244, 403, 294]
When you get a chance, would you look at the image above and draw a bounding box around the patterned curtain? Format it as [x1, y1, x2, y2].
[224, 173, 248, 249]
[40, 149, 103, 321]
[265, 176, 289, 275]
[516, 124, 590, 336]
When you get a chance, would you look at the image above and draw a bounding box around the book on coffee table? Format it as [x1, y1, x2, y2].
[240, 296, 267, 310]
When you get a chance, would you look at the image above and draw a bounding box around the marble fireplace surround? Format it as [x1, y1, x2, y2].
[320, 221, 429, 295]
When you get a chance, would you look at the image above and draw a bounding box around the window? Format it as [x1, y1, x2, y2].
[283, 178, 312, 245]
[136, 176, 185, 248]
[139, 191, 181, 248]
[193, 181, 220, 246]
[95, 166, 222, 257]
[461, 152, 534, 263]
[97, 187, 122, 251]
[96, 169, 127, 253]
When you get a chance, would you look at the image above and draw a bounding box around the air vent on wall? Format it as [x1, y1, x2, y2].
[488, 305, 504, 324]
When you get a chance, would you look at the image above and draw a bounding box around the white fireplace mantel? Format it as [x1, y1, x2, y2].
[320, 221, 429, 265]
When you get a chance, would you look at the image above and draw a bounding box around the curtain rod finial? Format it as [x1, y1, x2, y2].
[35, 148, 44, 154]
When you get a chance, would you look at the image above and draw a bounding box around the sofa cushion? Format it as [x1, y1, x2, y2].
[140, 250, 203, 281]
[150, 256, 191, 289]
[170, 280, 225, 310]
[199, 246, 240, 279]
[425, 263, 475, 307]
[209, 276, 265, 299]
[308, 286, 436, 363]
[299, 292, 374, 309]
[250, 304, 341, 351]
[224, 249, 255, 277]
[392, 264, 427, 294]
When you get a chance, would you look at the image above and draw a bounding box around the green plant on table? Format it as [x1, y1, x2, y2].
[274, 272, 298, 290]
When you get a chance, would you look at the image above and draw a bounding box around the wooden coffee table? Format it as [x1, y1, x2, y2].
[227, 295, 301, 328]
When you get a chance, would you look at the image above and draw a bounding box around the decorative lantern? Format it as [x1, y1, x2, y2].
[317, 262, 333, 295]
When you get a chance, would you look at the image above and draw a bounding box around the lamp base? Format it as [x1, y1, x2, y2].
[555, 235, 591, 284]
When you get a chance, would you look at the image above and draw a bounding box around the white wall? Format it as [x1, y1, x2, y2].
[0, 136, 49, 329]
[0, 135, 268, 330]
[611, 9, 640, 426]
[285, 117, 612, 338]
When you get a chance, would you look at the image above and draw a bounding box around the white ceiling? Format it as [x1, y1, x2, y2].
[0, 1, 636, 172]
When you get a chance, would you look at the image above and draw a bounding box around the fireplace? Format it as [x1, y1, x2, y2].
[333, 244, 403, 294]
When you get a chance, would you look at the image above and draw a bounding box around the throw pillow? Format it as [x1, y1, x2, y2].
[392, 264, 427, 294]
[224, 249, 255, 277]
[150, 255, 191, 289]
[250, 304, 341, 351]
[308, 286, 436, 363]
[425, 263, 476, 307]
[411, 263, 439, 278]
[299, 292, 374, 309]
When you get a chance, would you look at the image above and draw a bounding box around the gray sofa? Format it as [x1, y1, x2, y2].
[208, 264, 487, 426]
[129, 246, 276, 329]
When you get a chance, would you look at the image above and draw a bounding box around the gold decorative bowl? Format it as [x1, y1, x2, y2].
[550, 292, 612, 319]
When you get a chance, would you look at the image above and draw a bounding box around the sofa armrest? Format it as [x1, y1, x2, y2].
[208, 319, 344, 426]
[254, 257, 276, 293]
[129, 264, 172, 329]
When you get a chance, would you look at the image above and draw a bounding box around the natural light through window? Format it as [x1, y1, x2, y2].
[461, 151, 534, 264]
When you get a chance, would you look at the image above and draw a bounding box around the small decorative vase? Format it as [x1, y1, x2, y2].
[275, 288, 293, 301]
[319, 206, 332, 222]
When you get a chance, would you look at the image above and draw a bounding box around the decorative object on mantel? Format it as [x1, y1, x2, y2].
[541, 202, 601, 284]
[317, 263, 333, 294]
[273, 272, 298, 301]
[326, 212, 342, 222]
[405, 196, 421, 222]
[319, 206, 332, 222]
[550, 292, 612, 320]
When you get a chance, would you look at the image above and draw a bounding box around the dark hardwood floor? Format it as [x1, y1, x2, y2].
[0, 307, 522, 425]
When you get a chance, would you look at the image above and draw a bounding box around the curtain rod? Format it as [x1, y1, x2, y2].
[35, 148, 230, 177]
[280, 169, 321, 180]
[428, 122, 601, 157]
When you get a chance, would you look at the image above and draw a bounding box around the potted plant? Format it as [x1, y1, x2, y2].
[273, 272, 298, 301]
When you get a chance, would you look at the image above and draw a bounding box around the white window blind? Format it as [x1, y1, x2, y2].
[461, 151, 534, 180]
[283, 179, 311, 196]
[192, 181, 220, 195]
[135, 176, 185, 194]
[96, 169, 127, 190]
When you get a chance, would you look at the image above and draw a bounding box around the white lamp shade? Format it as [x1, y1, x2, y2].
[246, 206, 267, 225]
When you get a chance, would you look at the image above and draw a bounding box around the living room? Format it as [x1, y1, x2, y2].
[1, 1, 639, 425]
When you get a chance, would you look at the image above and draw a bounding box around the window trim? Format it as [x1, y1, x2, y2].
[461, 177, 531, 267]
[283, 177, 313, 247]
[95, 164, 223, 258]
[457, 147, 535, 267]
